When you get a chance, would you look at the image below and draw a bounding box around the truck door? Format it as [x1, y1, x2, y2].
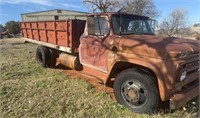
[79, 16, 110, 73]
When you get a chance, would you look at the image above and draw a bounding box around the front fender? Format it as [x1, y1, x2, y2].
[107, 52, 176, 101]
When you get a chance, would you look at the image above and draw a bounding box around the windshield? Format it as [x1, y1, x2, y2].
[111, 14, 155, 35]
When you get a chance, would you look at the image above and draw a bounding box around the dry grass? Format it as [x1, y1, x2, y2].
[0, 38, 199, 117]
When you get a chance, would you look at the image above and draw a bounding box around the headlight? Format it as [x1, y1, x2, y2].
[180, 71, 187, 82]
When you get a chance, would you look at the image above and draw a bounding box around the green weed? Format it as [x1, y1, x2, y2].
[0, 38, 199, 118]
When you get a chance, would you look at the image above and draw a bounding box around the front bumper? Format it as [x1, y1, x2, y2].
[170, 82, 199, 110]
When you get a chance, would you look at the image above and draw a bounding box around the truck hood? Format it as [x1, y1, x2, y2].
[117, 35, 199, 59]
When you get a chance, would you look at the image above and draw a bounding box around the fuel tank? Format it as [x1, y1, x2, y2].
[58, 53, 82, 70]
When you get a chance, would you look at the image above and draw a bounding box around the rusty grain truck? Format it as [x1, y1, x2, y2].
[20, 12, 199, 113]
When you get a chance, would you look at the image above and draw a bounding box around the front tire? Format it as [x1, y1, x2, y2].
[114, 68, 159, 113]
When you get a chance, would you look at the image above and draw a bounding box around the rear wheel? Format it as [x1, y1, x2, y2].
[36, 46, 50, 67]
[114, 68, 159, 113]
[48, 48, 57, 68]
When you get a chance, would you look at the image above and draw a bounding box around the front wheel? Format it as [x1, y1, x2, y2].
[114, 68, 159, 113]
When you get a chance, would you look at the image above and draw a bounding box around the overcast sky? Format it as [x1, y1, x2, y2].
[0, 0, 200, 25]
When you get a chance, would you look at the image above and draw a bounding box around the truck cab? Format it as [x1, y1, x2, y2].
[79, 13, 199, 113]
[80, 13, 155, 73]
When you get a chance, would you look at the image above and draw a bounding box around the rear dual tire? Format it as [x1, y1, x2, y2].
[48, 49, 57, 68]
[36, 46, 57, 68]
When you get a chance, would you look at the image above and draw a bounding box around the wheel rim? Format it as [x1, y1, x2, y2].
[121, 79, 148, 108]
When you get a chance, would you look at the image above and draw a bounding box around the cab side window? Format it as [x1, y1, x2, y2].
[88, 16, 109, 36]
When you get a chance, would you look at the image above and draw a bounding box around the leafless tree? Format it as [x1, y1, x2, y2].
[159, 9, 189, 37]
[82, 0, 117, 13]
[82, 0, 158, 18]
[118, 0, 158, 18]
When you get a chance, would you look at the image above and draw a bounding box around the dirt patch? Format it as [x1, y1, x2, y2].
[54, 65, 115, 99]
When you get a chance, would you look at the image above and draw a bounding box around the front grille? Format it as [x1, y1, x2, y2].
[175, 58, 199, 89]
[183, 60, 199, 75]
[184, 60, 200, 68]
[173, 54, 199, 94]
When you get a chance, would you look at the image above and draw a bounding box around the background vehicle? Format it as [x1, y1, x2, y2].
[20, 12, 199, 113]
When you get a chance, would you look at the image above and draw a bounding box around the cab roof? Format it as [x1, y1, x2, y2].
[88, 12, 149, 19]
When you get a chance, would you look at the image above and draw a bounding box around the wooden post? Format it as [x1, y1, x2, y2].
[66, 20, 69, 47]
[44, 21, 48, 42]
[54, 21, 57, 45]
[30, 22, 33, 39]
[25, 23, 28, 38]
[37, 21, 40, 41]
